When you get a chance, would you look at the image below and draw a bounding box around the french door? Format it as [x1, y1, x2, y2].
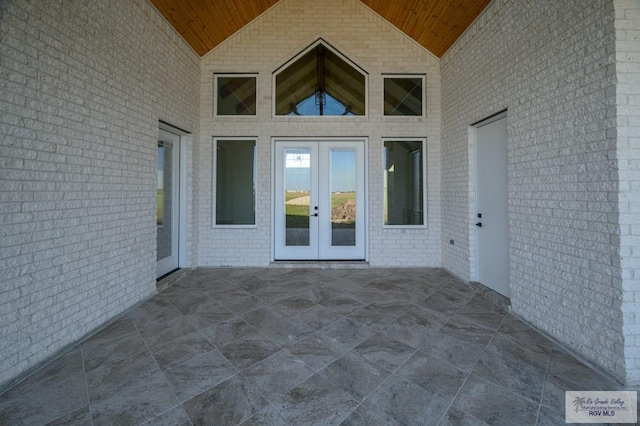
[156, 129, 180, 277]
[274, 140, 365, 260]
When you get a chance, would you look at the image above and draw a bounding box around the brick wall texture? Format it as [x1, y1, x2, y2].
[196, 0, 442, 268]
[0, 0, 200, 386]
[442, 0, 639, 385]
[615, 0, 640, 386]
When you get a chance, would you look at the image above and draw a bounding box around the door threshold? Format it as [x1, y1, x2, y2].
[271, 260, 370, 269]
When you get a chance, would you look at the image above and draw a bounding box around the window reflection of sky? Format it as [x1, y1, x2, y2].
[287, 93, 354, 116]
[285, 149, 355, 192]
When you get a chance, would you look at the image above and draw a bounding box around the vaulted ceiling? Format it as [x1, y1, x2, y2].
[149, 0, 491, 58]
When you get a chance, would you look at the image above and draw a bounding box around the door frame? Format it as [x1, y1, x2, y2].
[469, 110, 510, 295]
[157, 122, 188, 277]
[271, 137, 368, 261]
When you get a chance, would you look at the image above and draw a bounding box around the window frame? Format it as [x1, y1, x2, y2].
[271, 39, 369, 119]
[382, 137, 427, 228]
[214, 73, 258, 118]
[212, 137, 258, 228]
[382, 74, 426, 118]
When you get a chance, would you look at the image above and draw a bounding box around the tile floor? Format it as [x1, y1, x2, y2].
[0, 268, 627, 425]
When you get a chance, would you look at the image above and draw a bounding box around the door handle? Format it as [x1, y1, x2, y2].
[311, 213, 318, 217]
[476, 222, 482, 227]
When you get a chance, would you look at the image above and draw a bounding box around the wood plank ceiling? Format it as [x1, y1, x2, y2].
[149, 0, 491, 58]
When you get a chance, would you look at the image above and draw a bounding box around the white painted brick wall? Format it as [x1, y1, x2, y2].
[197, 0, 442, 268]
[441, 0, 628, 383]
[614, 0, 640, 387]
[0, 0, 199, 387]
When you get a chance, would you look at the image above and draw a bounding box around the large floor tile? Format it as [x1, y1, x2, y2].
[354, 332, 416, 371]
[149, 329, 216, 370]
[438, 317, 496, 348]
[320, 296, 363, 315]
[418, 288, 473, 315]
[82, 331, 148, 372]
[420, 328, 486, 372]
[272, 295, 318, 316]
[472, 332, 549, 402]
[340, 405, 389, 425]
[140, 405, 192, 426]
[321, 317, 374, 348]
[361, 375, 450, 424]
[383, 305, 447, 348]
[451, 374, 539, 426]
[286, 331, 348, 371]
[272, 374, 358, 425]
[201, 317, 258, 347]
[294, 304, 342, 330]
[396, 350, 467, 402]
[0, 350, 88, 426]
[241, 350, 314, 401]
[45, 406, 92, 426]
[219, 332, 281, 370]
[347, 304, 395, 330]
[319, 350, 391, 402]
[438, 406, 491, 426]
[163, 349, 238, 402]
[2, 267, 625, 426]
[86, 351, 178, 425]
[240, 404, 290, 425]
[258, 316, 316, 346]
[184, 375, 268, 425]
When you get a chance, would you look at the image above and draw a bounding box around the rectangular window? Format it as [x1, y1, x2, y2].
[215, 74, 257, 116]
[383, 139, 425, 226]
[383, 75, 424, 116]
[214, 139, 256, 225]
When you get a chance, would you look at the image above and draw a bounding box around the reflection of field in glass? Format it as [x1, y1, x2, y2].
[157, 190, 163, 225]
[285, 191, 355, 229]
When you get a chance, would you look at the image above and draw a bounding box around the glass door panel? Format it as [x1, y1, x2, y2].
[157, 140, 173, 260]
[274, 140, 365, 260]
[330, 148, 356, 247]
[274, 142, 319, 259]
[285, 149, 311, 246]
[157, 129, 180, 277]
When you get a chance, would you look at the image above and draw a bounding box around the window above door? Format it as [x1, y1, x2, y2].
[273, 40, 367, 116]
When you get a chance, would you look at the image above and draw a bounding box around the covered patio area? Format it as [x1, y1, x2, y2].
[0, 268, 621, 425]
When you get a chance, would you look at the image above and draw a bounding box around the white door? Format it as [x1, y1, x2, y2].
[157, 129, 180, 277]
[475, 113, 510, 297]
[274, 140, 365, 260]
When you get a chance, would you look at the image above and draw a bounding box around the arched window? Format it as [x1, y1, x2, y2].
[274, 41, 367, 116]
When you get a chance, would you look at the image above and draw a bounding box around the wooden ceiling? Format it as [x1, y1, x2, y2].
[149, 0, 491, 58]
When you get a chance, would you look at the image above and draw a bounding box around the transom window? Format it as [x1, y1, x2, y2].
[215, 74, 257, 116]
[274, 41, 367, 116]
[383, 75, 424, 116]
